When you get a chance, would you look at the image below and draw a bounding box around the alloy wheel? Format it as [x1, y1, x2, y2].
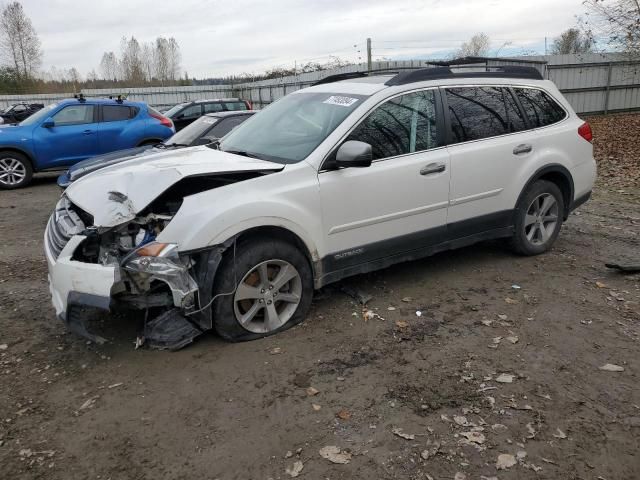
[233, 259, 302, 333]
[0, 158, 26, 186]
[524, 193, 559, 245]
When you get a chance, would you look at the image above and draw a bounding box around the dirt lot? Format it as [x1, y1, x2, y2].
[1, 115, 639, 480]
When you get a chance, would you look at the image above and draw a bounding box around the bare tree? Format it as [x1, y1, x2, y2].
[99, 51, 119, 81]
[141, 41, 155, 82]
[582, 0, 640, 57]
[119, 36, 145, 84]
[0, 1, 42, 78]
[167, 37, 181, 81]
[154, 37, 170, 82]
[550, 28, 594, 54]
[456, 33, 491, 58]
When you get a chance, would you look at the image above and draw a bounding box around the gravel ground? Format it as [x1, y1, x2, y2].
[0, 114, 639, 479]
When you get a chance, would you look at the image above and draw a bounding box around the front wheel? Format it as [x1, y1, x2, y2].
[511, 180, 564, 256]
[0, 152, 32, 189]
[212, 238, 313, 341]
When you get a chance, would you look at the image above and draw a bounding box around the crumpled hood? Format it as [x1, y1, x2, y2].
[64, 145, 284, 228]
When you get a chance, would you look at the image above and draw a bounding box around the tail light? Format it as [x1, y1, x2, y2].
[578, 122, 593, 143]
[244, 100, 252, 110]
[149, 111, 173, 129]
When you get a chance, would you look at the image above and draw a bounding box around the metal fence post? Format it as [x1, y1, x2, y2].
[604, 62, 613, 115]
[258, 86, 262, 109]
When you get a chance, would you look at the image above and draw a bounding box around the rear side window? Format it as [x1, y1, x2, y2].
[208, 116, 248, 139]
[446, 87, 526, 143]
[204, 103, 224, 113]
[346, 89, 438, 160]
[514, 88, 566, 128]
[102, 105, 138, 122]
[224, 101, 248, 111]
[180, 104, 202, 119]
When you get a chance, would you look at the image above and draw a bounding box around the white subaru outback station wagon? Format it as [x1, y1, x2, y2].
[45, 66, 596, 348]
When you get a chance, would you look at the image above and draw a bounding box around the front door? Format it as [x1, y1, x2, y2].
[319, 88, 450, 274]
[34, 104, 99, 167]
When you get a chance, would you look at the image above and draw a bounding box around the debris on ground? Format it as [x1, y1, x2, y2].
[605, 262, 640, 273]
[496, 453, 517, 470]
[599, 363, 625, 372]
[336, 408, 351, 420]
[312, 403, 322, 411]
[285, 460, 304, 477]
[319, 446, 351, 464]
[553, 428, 567, 439]
[269, 347, 283, 355]
[306, 386, 319, 396]
[392, 427, 416, 440]
[496, 373, 514, 383]
[339, 285, 372, 305]
[460, 431, 486, 444]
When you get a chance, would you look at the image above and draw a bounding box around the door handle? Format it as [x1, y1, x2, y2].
[82, 130, 94, 135]
[420, 163, 446, 175]
[513, 144, 532, 155]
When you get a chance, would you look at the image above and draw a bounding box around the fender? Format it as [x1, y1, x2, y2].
[0, 146, 37, 171]
[514, 163, 574, 219]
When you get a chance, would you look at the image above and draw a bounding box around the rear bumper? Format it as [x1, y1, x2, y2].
[44, 230, 119, 321]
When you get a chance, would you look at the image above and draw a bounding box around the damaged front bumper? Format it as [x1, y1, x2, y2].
[44, 223, 204, 349]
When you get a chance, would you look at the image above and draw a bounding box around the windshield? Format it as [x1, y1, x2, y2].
[220, 92, 366, 164]
[19, 103, 57, 126]
[166, 115, 217, 145]
[164, 103, 189, 118]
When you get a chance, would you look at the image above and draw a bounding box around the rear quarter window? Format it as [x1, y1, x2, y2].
[513, 88, 566, 128]
[102, 105, 138, 122]
[224, 101, 248, 111]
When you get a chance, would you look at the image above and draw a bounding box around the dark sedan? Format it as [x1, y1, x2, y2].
[57, 110, 255, 188]
[0, 103, 44, 124]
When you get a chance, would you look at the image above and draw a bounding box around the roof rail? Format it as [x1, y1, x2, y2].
[385, 66, 543, 86]
[312, 72, 371, 86]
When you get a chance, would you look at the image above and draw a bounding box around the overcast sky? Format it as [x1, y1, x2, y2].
[19, 0, 588, 78]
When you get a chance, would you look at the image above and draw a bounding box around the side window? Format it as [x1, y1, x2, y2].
[446, 87, 522, 143]
[346, 90, 438, 160]
[52, 105, 95, 126]
[13, 104, 26, 113]
[504, 90, 527, 132]
[102, 105, 136, 122]
[180, 104, 202, 119]
[224, 101, 247, 111]
[203, 103, 224, 114]
[514, 88, 566, 128]
[208, 116, 247, 138]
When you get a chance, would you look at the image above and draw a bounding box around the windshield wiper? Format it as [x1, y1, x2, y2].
[222, 149, 263, 159]
[156, 142, 188, 149]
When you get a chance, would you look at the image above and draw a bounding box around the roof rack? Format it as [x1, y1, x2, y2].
[312, 65, 543, 87]
[384, 66, 543, 85]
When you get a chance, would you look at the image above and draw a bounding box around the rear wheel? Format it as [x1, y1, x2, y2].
[212, 238, 313, 341]
[0, 152, 32, 189]
[511, 180, 564, 255]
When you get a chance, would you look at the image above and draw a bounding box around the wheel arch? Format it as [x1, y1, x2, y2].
[515, 164, 574, 220]
[231, 225, 319, 278]
[0, 147, 36, 171]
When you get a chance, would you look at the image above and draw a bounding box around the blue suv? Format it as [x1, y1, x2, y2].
[0, 97, 175, 189]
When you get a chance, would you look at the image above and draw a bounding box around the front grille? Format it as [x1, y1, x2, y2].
[46, 197, 86, 260]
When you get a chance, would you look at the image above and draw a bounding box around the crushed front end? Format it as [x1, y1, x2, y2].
[44, 195, 207, 349]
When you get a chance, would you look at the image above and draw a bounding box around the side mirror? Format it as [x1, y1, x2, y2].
[335, 140, 373, 168]
[42, 117, 55, 128]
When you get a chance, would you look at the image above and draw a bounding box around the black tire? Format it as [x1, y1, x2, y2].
[212, 238, 314, 342]
[511, 180, 565, 256]
[0, 151, 33, 189]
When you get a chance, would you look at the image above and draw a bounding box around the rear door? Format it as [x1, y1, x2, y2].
[443, 86, 537, 233]
[33, 103, 99, 167]
[97, 105, 139, 153]
[318, 88, 450, 273]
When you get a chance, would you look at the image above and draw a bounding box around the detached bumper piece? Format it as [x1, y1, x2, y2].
[143, 309, 204, 350]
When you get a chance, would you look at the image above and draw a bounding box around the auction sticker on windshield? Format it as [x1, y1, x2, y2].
[323, 95, 359, 107]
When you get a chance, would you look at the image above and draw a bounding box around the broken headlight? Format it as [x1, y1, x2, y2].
[122, 242, 185, 276]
